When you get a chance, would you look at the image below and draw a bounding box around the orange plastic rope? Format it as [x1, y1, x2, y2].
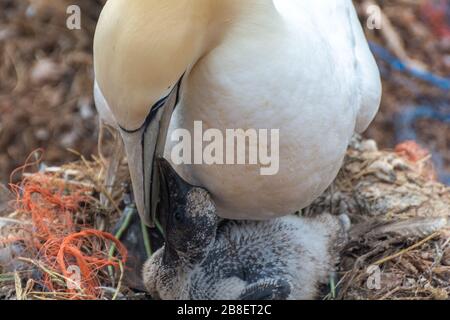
[7, 152, 127, 300]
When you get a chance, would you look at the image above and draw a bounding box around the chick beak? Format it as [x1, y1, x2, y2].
[156, 157, 196, 232]
[120, 79, 182, 227]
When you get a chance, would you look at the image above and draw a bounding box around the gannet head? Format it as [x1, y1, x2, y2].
[93, 0, 213, 226]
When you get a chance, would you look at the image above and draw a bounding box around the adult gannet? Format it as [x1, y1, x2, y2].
[143, 159, 349, 300]
[94, 0, 381, 226]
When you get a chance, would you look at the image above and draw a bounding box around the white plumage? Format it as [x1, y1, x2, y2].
[94, 0, 381, 223]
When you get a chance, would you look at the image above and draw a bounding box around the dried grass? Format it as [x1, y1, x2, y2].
[0, 146, 137, 300]
[307, 137, 450, 300]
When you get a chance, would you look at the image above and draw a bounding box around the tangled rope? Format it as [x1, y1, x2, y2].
[5, 151, 127, 300]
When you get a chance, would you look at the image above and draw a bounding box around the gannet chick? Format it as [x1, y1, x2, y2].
[143, 159, 349, 300]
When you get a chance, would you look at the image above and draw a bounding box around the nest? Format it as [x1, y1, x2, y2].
[308, 136, 450, 300]
[1, 0, 449, 185]
[0, 148, 138, 300]
[0, 137, 449, 300]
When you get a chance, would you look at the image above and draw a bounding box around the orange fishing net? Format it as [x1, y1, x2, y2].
[5, 150, 127, 300]
[395, 141, 437, 181]
[395, 140, 431, 163]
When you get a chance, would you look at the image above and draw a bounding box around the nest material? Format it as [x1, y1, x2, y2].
[0, 138, 449, 300]
[0, 150, 134, 300]
[0, 0, 105, 184]
[307, 136, 450, 300]
[1, 0, 449, 185]
[354, 0, 450, 178]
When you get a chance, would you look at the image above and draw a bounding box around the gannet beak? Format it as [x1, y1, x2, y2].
[121, 79, 182, 227]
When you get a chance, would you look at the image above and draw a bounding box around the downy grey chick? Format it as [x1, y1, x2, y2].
[143, 159, 349, 300]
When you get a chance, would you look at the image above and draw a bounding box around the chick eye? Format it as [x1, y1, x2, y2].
[174, 209, 183, 223]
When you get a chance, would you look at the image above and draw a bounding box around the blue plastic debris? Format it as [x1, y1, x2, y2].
[369, 42, 450, 92]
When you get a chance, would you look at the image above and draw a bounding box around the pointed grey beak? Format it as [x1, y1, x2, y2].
[156, 157, 196, 232]
[120, 79, 182, 227]
[158, 158, 194, 200]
